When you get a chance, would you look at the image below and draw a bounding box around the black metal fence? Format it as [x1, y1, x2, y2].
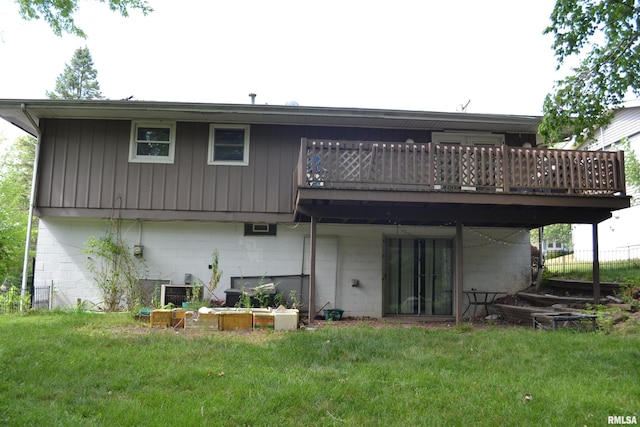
[31, 285, 51, 309]
[545, 247, 640, 274]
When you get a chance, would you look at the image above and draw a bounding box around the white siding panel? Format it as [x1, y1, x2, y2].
[591, 107, 640, 149]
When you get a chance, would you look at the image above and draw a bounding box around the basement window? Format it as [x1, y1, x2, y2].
[129, 121, 176, 163]
[208, 124, 250, 166]
[244, 223, 277, 236]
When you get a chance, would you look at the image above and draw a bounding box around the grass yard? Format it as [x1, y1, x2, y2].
[0, 312, 638, 426]
[544, 254, 640, 285]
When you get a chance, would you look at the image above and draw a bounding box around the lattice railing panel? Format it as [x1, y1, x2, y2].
[300, 138, 625, 196]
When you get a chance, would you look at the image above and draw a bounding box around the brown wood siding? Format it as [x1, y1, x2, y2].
[36, 118, 535, 219]
[37, 119, 303, 217]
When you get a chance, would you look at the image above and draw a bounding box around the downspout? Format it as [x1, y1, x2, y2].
[309, 217, 317, 325]
[20, 104, 42, 307]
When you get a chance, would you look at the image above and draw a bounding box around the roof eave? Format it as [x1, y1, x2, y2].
[0, 98, 543, 137]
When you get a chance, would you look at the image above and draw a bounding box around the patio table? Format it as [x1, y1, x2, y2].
[462, 290, 508, 320]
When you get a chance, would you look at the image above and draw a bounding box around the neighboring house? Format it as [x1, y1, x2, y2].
[542, 240, 571, 255]
[572, 105, 640, 260]
[0, 99, 630, 322]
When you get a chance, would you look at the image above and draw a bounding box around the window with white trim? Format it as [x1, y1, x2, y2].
[129, 121, 176, 163]
[208, 124, 250, 166]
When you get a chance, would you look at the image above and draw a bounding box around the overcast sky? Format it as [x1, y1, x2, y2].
[0, 0, 560, 142]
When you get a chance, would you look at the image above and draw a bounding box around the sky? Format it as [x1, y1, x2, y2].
[0, 0, 560, 144]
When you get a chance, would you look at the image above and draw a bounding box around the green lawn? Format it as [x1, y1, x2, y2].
[544, 254, 640, 284]
[0, 312, 638, 426]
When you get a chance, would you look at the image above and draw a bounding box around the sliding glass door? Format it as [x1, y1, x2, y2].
[384, 237, 454, 316]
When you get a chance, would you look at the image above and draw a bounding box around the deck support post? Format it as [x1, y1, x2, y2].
[455, 222, 464, 325]
[308, 216, 317, 324]
[592, 223, 600, 304]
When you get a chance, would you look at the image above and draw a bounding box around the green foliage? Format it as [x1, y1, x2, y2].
[16, 0, 153, 38]
[47, 46, 104, 100]
[288, 289, 301, 310]
[540, 0, 640, 144]
[235, 287, 252, 309]
[207, 250, 222, 301]
[585, 303, 624, 334]
[543, 223, 572, 248]
[253, 287, 271, 308]
[83, 223, 147, 311]
[0, 283, 31, 314]
[619, 283, 640, 309]
[185, 278, 206, 308]
[273, 291, 286, 307]
[0, 135, 37, 286]
[621, 137, 640, 201]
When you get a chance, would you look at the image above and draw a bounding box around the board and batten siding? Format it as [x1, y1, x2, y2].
[36, 119, 299, 220]
[36, 118, 530, 221]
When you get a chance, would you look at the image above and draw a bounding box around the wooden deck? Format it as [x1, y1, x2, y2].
[294, 139, 630, 227]
[298, 139, 626, 195]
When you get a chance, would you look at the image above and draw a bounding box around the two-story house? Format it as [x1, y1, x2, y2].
[0, 99, 630, 322]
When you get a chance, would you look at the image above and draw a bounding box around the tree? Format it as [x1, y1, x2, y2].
[47, 47, 104, 100]
[621, 137, 640, 204]
[16, 0, 153, 38]
[0, 135, 37, 286]
[530, 223, 573, 249]
[539, 0, 640, 144]
[543, 224, 573, 248]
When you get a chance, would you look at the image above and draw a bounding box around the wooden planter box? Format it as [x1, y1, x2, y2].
[150, 309, 172, 327]
[171, 309, 194, 329]
[218, 311, 253, 331]
[194, 312, 219, 330]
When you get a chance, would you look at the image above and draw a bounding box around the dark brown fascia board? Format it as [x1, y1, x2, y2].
[296, 188, 631, 210]
[34, 207, 295, 223]
[0, 99, 542, 137]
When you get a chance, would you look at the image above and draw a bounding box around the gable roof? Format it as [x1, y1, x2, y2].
[0, 99, 541, 137]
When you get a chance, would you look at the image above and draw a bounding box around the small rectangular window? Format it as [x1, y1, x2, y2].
[129, 121, 176, 163]
[209, 124, 250, 166]
[244, 223, 277, 236]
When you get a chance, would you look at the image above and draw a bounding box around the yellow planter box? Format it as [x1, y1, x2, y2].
[171, 309, 194, 329]
[150, 309, 172, 327]
[218, 312, 253, 331]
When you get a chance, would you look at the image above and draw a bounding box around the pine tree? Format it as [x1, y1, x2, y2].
[47, 47, 104, 100]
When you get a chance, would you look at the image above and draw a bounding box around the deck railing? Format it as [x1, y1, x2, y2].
[297, 139, 626, 196]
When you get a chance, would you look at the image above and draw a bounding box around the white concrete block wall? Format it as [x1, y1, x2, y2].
[318, 224, 386, 318]
[35, 218, 531, 317]
[461, 227, 532, 294]
[35, 219, 104, 308]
